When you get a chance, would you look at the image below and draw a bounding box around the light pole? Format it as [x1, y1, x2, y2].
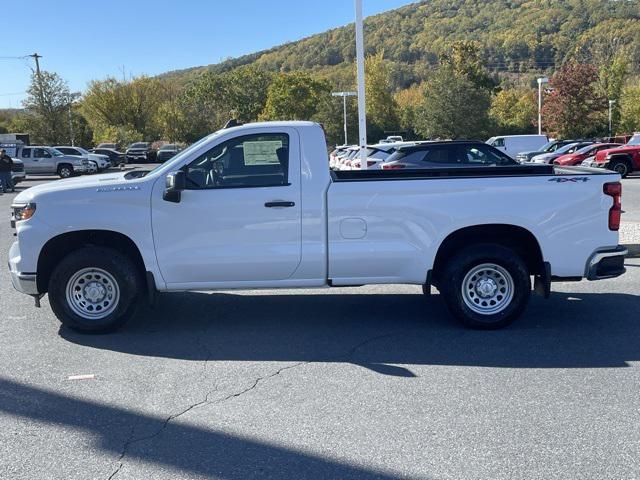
[609, 100, 616, 138]
[354, 0, 368, 170]
[67, 92, 80, 146]
[332, 91, 357, 146]
[537, 77, 549, 136]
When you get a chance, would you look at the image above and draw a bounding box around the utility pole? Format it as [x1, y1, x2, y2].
[354, 0, 368, 170]
[28, 53, 46, 110]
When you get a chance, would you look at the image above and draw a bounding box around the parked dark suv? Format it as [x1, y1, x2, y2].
[125, 142, 157, 163]
[381, 141, 517, 170]
[90, 148, 126, 166]
[156, 143, 182, 163]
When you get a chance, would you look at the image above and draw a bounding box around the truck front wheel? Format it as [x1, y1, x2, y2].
[609, 158, 631, 178]
[48, 247, 141, 333]
[57, 164, 73, 178]
[440, 245, 531, 329]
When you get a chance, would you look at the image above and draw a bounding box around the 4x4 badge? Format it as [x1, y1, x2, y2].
[548, 177, 590, 183]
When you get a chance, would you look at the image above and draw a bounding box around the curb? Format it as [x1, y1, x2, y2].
[623, 244, 640, 258]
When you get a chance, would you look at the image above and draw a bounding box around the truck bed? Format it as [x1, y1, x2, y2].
[331, 164, 613, 182]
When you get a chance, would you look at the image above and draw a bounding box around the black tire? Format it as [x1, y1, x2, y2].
[48, 247, 142, 333]
[609, 158, 630, 178]
[57, 164, 73, 178]
[440, 244, 531, 330]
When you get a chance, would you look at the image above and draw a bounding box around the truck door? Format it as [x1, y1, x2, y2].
[151, 128, 302, 286]
[32, 148, 54, 174]
[19, 148, 35, 173]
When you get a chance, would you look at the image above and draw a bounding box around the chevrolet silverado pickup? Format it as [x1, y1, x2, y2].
[8, 121, 627, 333]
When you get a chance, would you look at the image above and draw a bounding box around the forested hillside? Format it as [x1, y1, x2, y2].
[5, 0, 640, 147]
[163, 0, 640, 89]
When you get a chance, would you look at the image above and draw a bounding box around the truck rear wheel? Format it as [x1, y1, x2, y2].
[48, 247, 141, 333]
[440, 244, 531, 329]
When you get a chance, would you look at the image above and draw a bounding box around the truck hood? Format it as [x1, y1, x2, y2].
[13, 171, 132, 203]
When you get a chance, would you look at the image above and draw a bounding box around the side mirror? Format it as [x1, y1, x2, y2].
[163, 170, 186, 203]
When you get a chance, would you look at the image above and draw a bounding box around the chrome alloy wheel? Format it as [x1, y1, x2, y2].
[461, 263, 514, 315]
[65, 268, 120, 320]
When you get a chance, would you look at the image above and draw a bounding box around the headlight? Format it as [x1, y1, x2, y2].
[12, 203, 37, 222]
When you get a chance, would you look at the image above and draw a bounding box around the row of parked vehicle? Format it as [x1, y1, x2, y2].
[8, 142, 184, 181]
[330, 133, 640, 178]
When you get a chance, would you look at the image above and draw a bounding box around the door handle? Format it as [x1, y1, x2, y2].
[265, 201, 295, 208]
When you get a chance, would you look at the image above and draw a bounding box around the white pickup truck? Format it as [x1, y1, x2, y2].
[8, 121, 627, 333]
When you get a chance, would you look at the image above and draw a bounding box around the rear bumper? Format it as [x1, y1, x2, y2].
[586, 246, 627, 280]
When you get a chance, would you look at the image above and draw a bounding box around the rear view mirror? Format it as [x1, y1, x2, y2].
[163, 171, 186, 203]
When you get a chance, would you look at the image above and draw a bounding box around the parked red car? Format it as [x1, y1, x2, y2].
[587, 133, 640, 177]
[554, 143, 622, 166]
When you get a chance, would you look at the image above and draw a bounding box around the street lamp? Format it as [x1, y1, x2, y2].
[332, 91, 357, 146]
[537, 77, 549, 136]
[609, 100, 616, 138]
[67, 92, 81, 146]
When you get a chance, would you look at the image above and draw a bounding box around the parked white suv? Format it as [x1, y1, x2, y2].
[55, 146, 111, 172]
[8, 121, 627, 333]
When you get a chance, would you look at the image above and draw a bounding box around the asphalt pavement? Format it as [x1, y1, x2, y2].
[1, 172, 639, 480]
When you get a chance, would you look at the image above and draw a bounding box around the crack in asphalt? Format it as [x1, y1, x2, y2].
[105, 330, 402, 479]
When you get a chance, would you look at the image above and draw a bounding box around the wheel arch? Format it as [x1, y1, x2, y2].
[37, 230, 147, 293]
[431, 224, 544, 286]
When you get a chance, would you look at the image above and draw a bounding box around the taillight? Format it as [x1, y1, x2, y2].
[604, 182, 622, 231]
[382, 164, 405, 170]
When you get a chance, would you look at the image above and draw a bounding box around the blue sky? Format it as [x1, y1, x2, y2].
[1, 0, 414, 108]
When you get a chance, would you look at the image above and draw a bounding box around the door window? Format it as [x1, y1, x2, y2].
[34, 148, 51, 158]
[21, 148, 32, 158]
[456, 145, 513, 165]
[492, 138, 505, 148]
[185, 133, 290, 189]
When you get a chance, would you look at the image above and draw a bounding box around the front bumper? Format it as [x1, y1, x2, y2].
[8, 242, 39, 295]
[586, 246, 627, 280]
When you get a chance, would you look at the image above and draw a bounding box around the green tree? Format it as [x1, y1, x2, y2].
[598, 54, 628, 134]
[18, 71, 72, 144]
[542, 62, 607, 137]
[415, 64, 492, 140]
[620, 82, 640, 133]
[364, 51, 400, 140]
[395, 83, 423, 140]
[489, 88, 537, 134]
[260, 72, 330, 121]
[180, 66, 273, 135]
[442, 41, 498, 91]
[81, 76, 168, 144]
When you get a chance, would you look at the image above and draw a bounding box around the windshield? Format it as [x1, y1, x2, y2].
[370, 149, 393, 160]
[555, 143, 579, 154]
[539, 141, 556, 152]
[51, 148, 64, 157]
[575, 145, 596, 155]
[627, 134, 640, 146]
[129, 143, 148, 149]
[160, 144, 176, 150]
[130, 134, 216, 178]
[76, 147, 90, 155]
